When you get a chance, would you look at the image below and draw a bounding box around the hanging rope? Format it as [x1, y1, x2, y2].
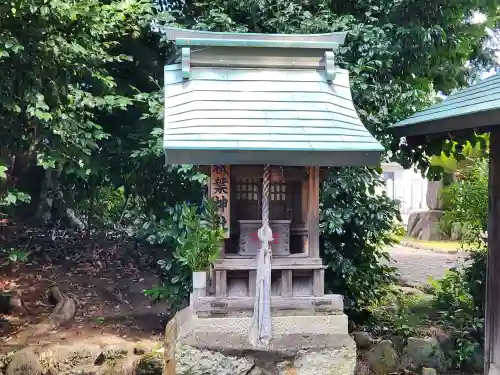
[249, 164, 273, 347]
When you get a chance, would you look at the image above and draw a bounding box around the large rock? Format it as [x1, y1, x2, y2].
[354, 360, 373, 375]
[406, 212, 421, 236]
[450, 222, 462, 241]
[293, 348, 356, 375]
[38, 343, 102, 374]
[426, 180, 445, 210]
[362, 340, 399, 375]
[97, 344, 129, 362]
[352, 332, 374, 351]
[427, 327, 452, 353]
[0, 352, 15, 373]
[176, 345, 253, 375]
[401, 337, 446, 372]
[6, 348, 43, 375]
[407, 210, 444, 240]
[136, 352, 164, 375]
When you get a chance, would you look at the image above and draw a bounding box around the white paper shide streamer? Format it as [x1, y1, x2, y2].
[249, 164, 273, 347]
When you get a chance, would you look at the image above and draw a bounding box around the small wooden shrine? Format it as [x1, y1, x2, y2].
[163, 28, 384, 327]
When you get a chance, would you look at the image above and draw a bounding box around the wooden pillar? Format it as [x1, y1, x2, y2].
[301, 177, 309, 255]
[306, 166, 320, 258]
[486, 128, 500, 375]
[249, 270, 257, 297]
[215, 270, 227, 297]
[313, 269, 325, 296]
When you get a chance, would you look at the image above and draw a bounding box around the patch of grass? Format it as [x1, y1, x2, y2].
[397, 236, 463, 252]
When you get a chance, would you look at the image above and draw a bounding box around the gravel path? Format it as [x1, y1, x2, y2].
[386, 246, 470, 285]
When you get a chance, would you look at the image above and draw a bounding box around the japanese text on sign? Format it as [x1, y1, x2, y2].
[210, 165, 230, 238]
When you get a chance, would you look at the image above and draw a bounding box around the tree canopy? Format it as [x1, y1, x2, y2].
[1, 0, 498, 311]
[164, 0, 499, 170]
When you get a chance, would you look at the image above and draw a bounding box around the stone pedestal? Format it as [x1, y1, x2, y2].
[164, 307, 356, 375]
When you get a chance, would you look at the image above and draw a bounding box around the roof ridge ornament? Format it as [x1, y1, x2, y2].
[181, 47, 190, 80]
[324, 51, 335, 83]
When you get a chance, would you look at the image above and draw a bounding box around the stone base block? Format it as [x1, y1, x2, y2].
[164, 307, 356, 375]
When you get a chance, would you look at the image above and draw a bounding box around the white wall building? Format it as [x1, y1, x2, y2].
[381, 162, 428, 224]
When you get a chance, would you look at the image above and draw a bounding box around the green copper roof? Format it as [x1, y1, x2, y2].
[164, 66, 383, 166]
[163, 29, 384, 167]
[393, 73, 500, 137]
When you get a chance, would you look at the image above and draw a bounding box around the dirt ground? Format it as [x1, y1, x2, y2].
[0, 223, 170, 353]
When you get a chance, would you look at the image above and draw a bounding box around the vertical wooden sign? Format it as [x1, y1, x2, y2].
[210, 165, 230, 238]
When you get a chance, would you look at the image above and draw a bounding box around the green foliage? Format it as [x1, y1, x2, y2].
[429, 267, 485, 370]
[438, 159, 488, 241]
[430, 136, 489, 179]
[321, 167, 400, 314]
[427, 232, 486, 371]
[0, 163, 30, 214]
[1, 0, 156, 171]
[1, 0, 498, 323]
[1, 248, 29, 263]
[391, 222, 407, 238]
[140, 197, 225, 309]
[174, 198, 225, 272]
[370, 288, 434, 339]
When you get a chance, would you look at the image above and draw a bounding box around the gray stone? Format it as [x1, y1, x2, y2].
[134, 346, 148, 356]
[136, 353, 163, 375]
[422, 368, 437, 375]
[352, 332, 374, 350]
[406, 212, 421, 236]
[389, 335, 405, 353]
[247, 367, 265, 375]
[6, 348, 43, 375]
[62, 365, 98, 375]
[354, 360, 372, 375]
[418, 226, 442, 241]
[362, 340, 399, 374]
[428, 327, 452, 353]
[401, 337, 446, 372]
[176, 345, 254, 375]
[426, 180, 444, 210]
[99, 344, 129, 360]
[0, 352, 14, 372]
[450, 222, 462, 241]
[407, 210, 443, 240]
[291, 347, 356, 375]
[39, 343, 102, 374]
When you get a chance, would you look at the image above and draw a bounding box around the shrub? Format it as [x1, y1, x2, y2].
[438, 159, 488, 241]
[429, 236, 486, 371]
[174, 198, 225, 272]
[140, 198, 225, 311]
[321, 167, 400, 320]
